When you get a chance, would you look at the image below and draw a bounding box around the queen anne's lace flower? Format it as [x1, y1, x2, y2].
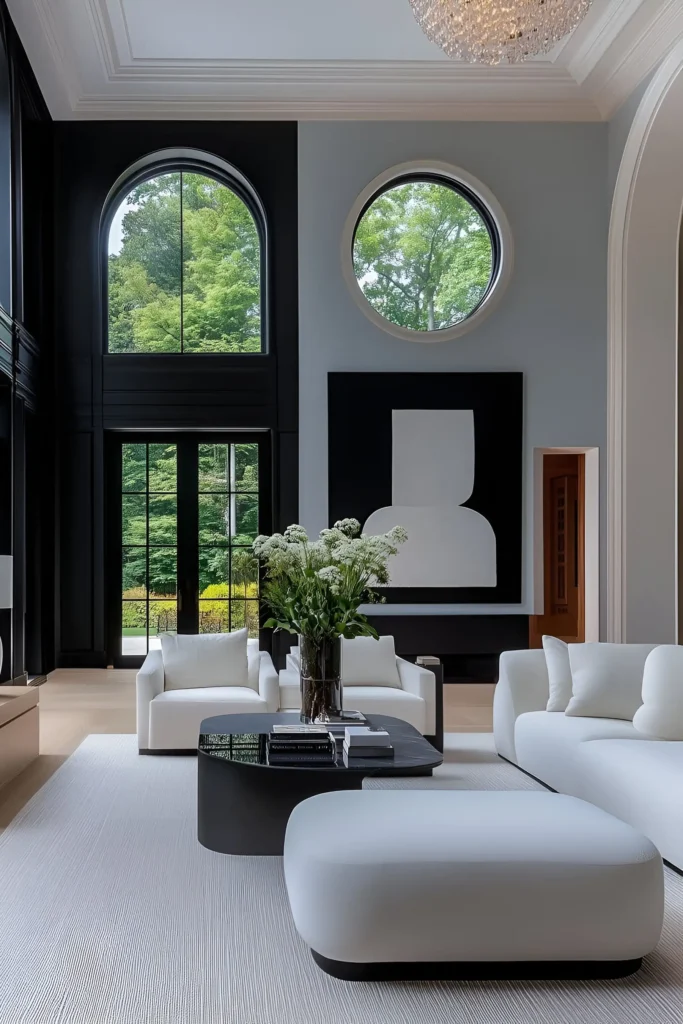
[253, 520, 407, 643]
[316, 566, 342, 585]
[319, 527, 347, 547]
[333, 518, 361, 538]
[284, 524, 309, 543]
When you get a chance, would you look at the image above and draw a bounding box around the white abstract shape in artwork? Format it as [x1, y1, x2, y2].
[392, 409, 475, 506]
[364, 409, 497, 587]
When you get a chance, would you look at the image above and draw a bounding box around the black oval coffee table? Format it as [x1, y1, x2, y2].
[197, 712, 442, 855]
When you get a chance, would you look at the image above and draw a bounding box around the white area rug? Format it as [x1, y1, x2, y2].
[1, 733, 682, 1024]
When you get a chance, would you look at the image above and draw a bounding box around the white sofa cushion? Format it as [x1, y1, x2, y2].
[514, 710, 640, 795]
[148, 686, 267, 749]
[576, 739, 683, 869]
[633, 645, 683, 740]
[340, 686, 426, 734]
[543, 635, 573, 712]
[160, 629, 249, 691]
[565, 643, 656, 721]
[341, 636, 400, 687]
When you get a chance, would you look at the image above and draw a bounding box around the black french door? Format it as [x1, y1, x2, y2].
[107, 432, 271, 667]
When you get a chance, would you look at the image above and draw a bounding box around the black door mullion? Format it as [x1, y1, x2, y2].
[177, 439, 198, 635]
[105, 435, 123, 667]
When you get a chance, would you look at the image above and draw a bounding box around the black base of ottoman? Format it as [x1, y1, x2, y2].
[311, 949, 643, 982]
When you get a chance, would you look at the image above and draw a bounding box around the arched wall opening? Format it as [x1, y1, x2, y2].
[608, 42, 683, 643]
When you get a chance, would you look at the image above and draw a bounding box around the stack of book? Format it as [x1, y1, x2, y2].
[266, 725, 336, 767]
[343, 726, 394, 763]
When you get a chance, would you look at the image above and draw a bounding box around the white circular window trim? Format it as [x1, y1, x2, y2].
[341, 160, 514, 344]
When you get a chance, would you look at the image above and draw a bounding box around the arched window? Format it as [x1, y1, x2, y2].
[106, 161, 265, 353]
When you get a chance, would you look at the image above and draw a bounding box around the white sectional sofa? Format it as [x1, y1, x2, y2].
[493, 646, 683, 871]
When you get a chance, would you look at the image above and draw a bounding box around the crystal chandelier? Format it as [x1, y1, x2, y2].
[409, 0, 593, 65]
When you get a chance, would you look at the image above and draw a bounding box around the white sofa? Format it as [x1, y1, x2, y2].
[493, 647, 683, 871]
[137, 638, 278, 752]
[280, 639, 437, 742]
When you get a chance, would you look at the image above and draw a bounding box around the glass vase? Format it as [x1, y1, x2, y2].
[299, 635, 343, 723]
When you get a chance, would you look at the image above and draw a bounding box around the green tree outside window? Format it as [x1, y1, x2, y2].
[108, 170, 262, 354]
[353, 179, 494, 333]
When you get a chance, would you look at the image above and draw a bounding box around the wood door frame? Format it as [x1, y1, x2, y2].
[531, 447, 600, 644]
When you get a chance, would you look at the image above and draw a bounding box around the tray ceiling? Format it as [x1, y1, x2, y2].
[7, 0, 683, 119]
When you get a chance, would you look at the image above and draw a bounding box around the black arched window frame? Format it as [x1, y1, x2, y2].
[101, 156, 269, 355]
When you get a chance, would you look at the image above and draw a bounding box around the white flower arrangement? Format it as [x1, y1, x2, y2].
[253, 519, 407, 643]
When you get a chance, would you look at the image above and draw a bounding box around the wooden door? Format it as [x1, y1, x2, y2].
[529, 453, 585, 647]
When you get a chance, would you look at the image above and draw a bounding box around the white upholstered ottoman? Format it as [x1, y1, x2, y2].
[283, 790, 664, 980]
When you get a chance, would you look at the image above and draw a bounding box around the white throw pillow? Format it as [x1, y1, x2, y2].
[341, 636, 401, 688]
[161, 629, 249, 691]
[633, 645, 683, 740]
[543, 635, 573, 712]
[565, 643, 656, 721]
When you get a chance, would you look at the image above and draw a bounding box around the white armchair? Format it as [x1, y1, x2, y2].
[137, 638, 278, 752]
[280, 636, 439, 747]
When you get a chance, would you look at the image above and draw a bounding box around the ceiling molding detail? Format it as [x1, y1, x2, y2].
[567, 0, 645, 81]
[587, 0, 683, 116]
[71, 96, 602, 122]
[7, 0, 683, 121]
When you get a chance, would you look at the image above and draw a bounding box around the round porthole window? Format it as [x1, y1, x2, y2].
[343, 161, 512, 343]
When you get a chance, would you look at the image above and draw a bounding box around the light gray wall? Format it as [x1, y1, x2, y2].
[298, 121, 608, 618]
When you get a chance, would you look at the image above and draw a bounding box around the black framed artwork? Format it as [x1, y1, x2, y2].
[328, 372, 523, 604]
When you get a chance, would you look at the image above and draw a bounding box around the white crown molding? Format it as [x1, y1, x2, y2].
[8, 0, 683, 121]
[85, 0, 121, 78]
[70, 94, 602, 122]
[5, 0, 79, 116]
[588, 0, 683, 117]
[567, 0, 645, 83]
[63, 0, 607, 123]
[97, 58, 568, 82]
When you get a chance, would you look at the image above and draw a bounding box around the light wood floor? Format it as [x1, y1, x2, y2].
[0, 670, 494, 832]
[0, 669, 136, 833]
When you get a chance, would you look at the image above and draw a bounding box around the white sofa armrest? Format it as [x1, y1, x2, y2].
[286, 645, 301, 672]
[258, 651, 279, 712]
[136, 649, 164, 751]
[493, 649, 549, 764]
[279, 667, 301, 710]
[396, 657, 436, 736]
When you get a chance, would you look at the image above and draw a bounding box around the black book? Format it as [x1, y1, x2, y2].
[313, 711, 367, 726]
[343, 745, 395, 759]
[268, 741, 334, 754]
[267, 752, 337, 766]
[268, 732, 332, 745]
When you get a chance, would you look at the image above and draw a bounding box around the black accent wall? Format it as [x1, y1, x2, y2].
[0, 1, 52, 682]
[368, 614, 529, 683]
[52, 122, 299, 667]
